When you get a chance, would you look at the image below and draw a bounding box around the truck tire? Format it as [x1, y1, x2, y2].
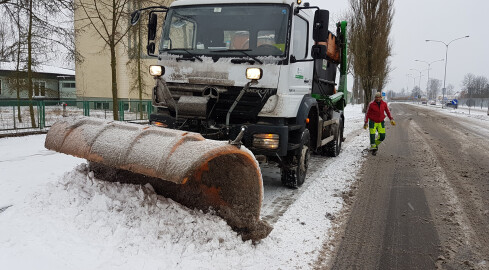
[281, 129, 310, 188]
[325, 118, 343, 157]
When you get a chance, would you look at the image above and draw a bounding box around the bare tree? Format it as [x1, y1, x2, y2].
[386, 89, 395, 99]
[376, 59, 391, 93]
[0, 20, 14, 60]
[76, 0, 135, 120]
[2, 0, 75, 126]
[127, 12, 146, 119]
[399, 87, 406, 97]
[411, 85, 421, 100]
[348, 0, 394, 112]
[351, 75, 363, 105]
[446, 83, 455, 96]
[473, 76, 488, 97]
[6, 0, 27, 122]
[428, 78, 441, 100]
[461, 73, 489, 104]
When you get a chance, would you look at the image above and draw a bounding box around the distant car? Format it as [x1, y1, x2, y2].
[421, 100, 427, 104]
[446, 102, 458, 109]
[429, 100, 436, 105]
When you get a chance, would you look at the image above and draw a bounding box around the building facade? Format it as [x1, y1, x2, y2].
[74, 0, 174, 102]
[0, 62, 76, 101]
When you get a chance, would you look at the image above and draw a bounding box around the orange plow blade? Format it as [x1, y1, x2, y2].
[45, 117, 272, 240]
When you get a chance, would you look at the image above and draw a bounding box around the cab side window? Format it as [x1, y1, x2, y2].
[292, 16, 308, 59]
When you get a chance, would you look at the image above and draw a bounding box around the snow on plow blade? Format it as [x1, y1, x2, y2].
[45, 117, 272, 241]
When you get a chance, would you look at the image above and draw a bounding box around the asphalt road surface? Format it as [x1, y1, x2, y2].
[327, 103, 489, 270]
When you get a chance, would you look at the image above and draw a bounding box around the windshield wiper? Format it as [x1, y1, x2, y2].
[211, 49, 263, 65]
[167, 48, 203, 62]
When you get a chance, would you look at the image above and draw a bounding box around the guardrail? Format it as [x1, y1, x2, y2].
[0, 100, 153, 133]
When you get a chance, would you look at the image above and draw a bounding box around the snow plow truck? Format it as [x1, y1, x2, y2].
[45, 0, 348, 241]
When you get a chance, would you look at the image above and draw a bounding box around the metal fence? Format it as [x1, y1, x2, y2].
[0, 100, 153, 133]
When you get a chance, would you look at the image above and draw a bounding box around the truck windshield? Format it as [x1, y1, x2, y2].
[159, 4, 290, 58]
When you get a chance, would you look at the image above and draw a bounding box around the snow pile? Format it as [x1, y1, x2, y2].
[1, 164, 249, 269]
[39, 165, 240, 247]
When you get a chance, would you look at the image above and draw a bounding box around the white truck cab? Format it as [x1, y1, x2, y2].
[131, 0, 348, 187]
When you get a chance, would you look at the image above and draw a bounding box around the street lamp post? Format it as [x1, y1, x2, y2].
[406, 73, 411, 92]
[426, 35, 470, 107]
[410, 68, 424, 102]
[414, 59, 444, 100]
[406, 73, 413, 102]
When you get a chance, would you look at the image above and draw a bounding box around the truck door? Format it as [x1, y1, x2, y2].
[288, 12, 312, 96]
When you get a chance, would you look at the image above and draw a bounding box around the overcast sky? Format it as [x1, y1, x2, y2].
[307, 0, 489, 94]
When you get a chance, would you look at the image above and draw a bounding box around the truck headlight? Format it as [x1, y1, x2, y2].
[253, 134, 279, 149]
[246, 68, 263, 80]
[149, 65, 164, 76]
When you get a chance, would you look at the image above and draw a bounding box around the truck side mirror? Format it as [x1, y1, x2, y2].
[313, 10, 329, 42]
[148, 13, 158, 41]
[147, 13, 157, 55]
[147, 43, 156, 55]
[312, 10, 330, 59]
[130, 10, 141, 25]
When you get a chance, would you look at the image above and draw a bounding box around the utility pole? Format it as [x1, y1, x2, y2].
[410, 68, 424, 103]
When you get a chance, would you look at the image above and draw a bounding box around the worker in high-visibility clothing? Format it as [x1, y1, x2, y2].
[363, 92, 396, 151]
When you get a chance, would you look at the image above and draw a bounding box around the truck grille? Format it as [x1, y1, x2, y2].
[167, 83, 276, 124]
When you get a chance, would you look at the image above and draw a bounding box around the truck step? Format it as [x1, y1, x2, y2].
[288, 125, 303, 131]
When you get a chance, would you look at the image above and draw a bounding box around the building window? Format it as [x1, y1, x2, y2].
[34, 81, 46, 97]
[95, 102, 109, 110]
[62, 82, 76, 88]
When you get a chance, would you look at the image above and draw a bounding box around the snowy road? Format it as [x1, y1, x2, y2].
[330, 103, 489, 270]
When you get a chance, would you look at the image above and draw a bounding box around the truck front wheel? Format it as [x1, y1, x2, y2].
[281, 129, 310, 188]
